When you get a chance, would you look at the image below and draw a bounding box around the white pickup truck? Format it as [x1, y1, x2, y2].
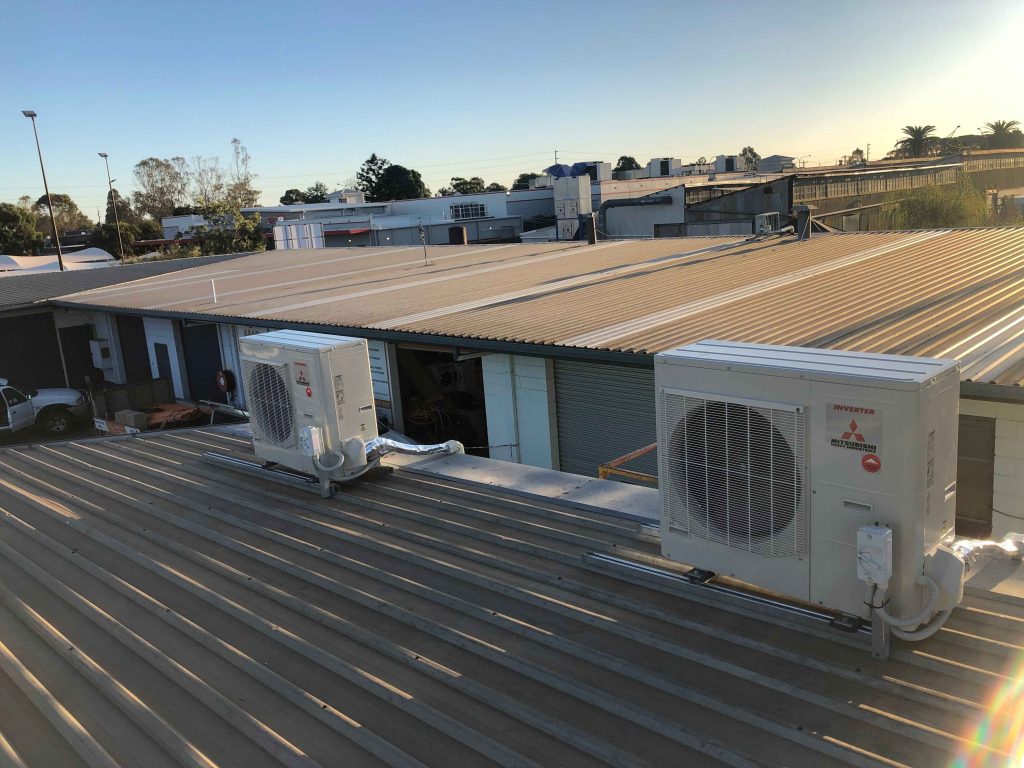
[0, 379, 91, 437]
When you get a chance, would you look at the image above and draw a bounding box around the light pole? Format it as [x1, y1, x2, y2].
[21, 110, 64, 271]
[98, 152, 126, 260]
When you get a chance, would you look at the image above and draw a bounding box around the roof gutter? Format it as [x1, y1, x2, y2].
[43, 301, 1024, 396]
[597, 196, 672, 239]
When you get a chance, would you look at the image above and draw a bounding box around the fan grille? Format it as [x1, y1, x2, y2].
[243, 360, 295, 447]
[660, 392, 805, 557]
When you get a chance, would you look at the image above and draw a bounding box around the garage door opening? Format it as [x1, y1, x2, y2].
[396, 347, 488, 456]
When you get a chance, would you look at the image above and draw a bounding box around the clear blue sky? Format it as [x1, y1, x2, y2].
[2, 0, 1020, 216]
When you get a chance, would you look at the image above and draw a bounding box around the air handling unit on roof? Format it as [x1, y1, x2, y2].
[240, 331, 380, 489]
[235, 330, 464, 497]
[655, 340, 973, 653]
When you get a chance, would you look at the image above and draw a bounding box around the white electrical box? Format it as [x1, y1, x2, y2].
[239, 330, 378, 481]
[857, 525, 893, 589]
[656, 340, 960, 618]
[299, 425, 326, 458]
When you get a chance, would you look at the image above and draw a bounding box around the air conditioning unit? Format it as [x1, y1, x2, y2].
[655, 340, 960, 620]
[239, 330, 378, 485]
[753, 212, 780, 233]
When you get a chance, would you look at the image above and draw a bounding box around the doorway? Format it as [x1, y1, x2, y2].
[59, 324, 98, 388]
[956, 414, 995, 537]
[395, 347, 488, 456]
[117, 314, 151, 382]
[180, 322, 225, 403]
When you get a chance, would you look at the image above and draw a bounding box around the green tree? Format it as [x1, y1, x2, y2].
[136, 218, 163, 241]
[33, 193, 93, 234]
[133, 157, 189, 221]
[356, 154, 391, 200]
[984, 120, 1024, 149]
[187, 202, 266, 256]
[439, 176, 486, 196]
[372, 165, 430, 201]
[304, 181, 329, 203]
[90, 221, 140, 258]
[105, 188, 134, 225]
[848, 148, 865, 165]
[893, 125, 937, 158]
[511, 172, 541, 190]
[0, 203, 44, 255]
[613, 155, 641, 172]
[884, 175, 989, 229]
[740, 146, 761, 172]
[279, 181, 329, 205]
[485, 182, 507, 192]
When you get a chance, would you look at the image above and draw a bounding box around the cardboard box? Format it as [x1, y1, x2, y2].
[114, 409, 149, 430]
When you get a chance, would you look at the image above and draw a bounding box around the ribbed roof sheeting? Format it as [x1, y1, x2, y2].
[56, 230, 1024, 386]
[0, 428, 1020, 767]
[0, 252, 249, 311]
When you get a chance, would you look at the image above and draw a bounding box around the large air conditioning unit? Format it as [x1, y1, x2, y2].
[656, 340, 960, 620]
[239, 330, 378, 485]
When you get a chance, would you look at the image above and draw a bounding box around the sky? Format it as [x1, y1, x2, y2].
[2, 0, 1021, 217]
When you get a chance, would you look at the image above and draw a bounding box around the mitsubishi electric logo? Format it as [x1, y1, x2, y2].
[828, 405, 879, 453]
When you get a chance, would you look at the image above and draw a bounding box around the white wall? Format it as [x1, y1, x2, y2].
[960, 398, 1024, 537]
[481, 354, 558, 468]
[605, 186, 686, 237]
[52, 309, 126, 385]
[143, 317, 188, 399]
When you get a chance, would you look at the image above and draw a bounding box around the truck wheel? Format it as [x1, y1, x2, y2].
[41, 408, 73, 436]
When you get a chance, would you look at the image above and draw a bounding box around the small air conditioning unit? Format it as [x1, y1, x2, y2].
[753, 212, 780, 233]
[239, 330, 378, 485]
[656, 340, 960, 620]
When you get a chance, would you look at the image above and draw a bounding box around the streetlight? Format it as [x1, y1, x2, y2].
[98, 152, 126, 260]
[21, 110, 64, 271]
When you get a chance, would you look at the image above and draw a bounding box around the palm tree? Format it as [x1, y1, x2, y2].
[984, 120, 1023, 149]
[894, 125, 937, 158]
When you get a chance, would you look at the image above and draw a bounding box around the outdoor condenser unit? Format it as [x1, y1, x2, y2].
[655, 340, 961, 620]
[239, 330, 379, 484]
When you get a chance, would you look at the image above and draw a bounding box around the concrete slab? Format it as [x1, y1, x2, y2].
[384, 452, 659, 523]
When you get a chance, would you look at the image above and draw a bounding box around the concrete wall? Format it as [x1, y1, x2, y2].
[481, 354, 558, 469]
[605, 187, 686, 237]
[686, 178, 792, 224]
[591, 178, 692, 211]
[960, 398, 1024, 537]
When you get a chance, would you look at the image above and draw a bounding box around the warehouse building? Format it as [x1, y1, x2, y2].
[52, 228, 1024, 538]
[0, 253, 249, 392]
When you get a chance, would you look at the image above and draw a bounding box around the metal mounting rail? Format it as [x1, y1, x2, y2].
[202, 451, 326, 493]
[584, 551, 872, 637]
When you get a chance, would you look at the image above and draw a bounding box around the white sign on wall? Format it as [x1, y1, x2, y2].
[366, 340, 393, 428]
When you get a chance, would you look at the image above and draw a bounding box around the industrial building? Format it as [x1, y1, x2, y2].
[46, 227, 1024, 541]
[0, 253, 248, 392]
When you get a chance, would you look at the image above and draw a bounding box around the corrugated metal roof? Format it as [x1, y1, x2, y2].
[54, 230, 1024, 386]
[0, 252, 250, 312]
[0, 428, 1019, 767]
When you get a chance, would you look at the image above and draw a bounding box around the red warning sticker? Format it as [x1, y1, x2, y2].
[861, 453, 882, 473]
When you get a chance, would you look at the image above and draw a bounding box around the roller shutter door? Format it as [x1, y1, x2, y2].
[553, 360, 657, 478]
